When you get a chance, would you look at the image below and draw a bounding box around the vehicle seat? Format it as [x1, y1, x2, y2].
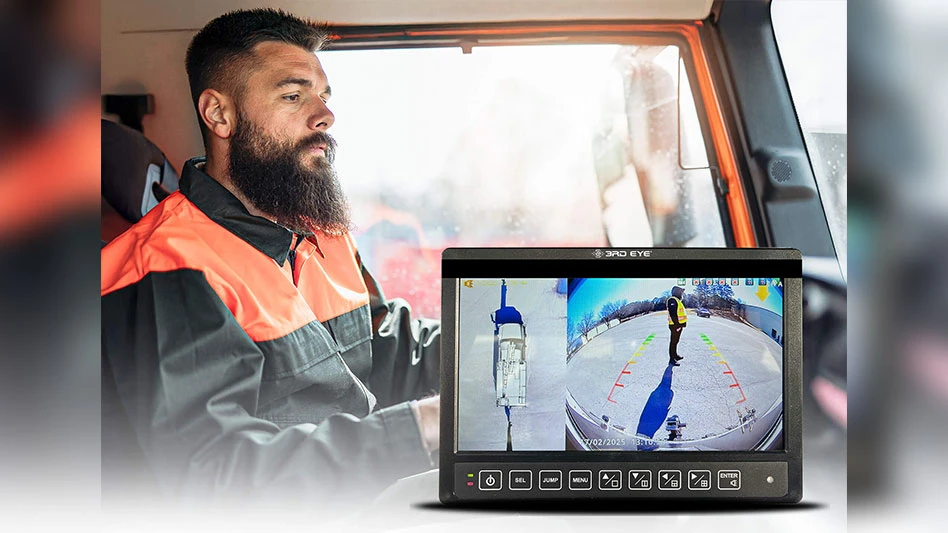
[101, 119, 178, 243]
[101, 119, 175, 500]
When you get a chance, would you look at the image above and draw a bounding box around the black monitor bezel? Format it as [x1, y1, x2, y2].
[439, 247, 803, 503]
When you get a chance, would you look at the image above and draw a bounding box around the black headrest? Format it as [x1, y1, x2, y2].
[101, 119, 179, 223]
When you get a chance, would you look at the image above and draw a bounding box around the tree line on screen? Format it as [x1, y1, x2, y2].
[569, 284, 746, 342]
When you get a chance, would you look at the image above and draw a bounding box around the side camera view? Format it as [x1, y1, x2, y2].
[565, 278, 784, 451]
[457, 279, 567, 451]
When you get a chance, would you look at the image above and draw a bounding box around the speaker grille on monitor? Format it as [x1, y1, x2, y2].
[769, 159, 792, 183]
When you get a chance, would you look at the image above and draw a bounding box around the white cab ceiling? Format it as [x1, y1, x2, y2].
[104, 0, 715, 33]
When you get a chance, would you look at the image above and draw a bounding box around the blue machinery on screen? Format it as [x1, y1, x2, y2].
[456, 277, 785, 452]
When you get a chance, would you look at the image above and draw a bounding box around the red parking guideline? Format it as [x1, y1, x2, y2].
[606, 362, 632, 404]
[605, 334, 656, 405]
[722, 361, 747, 404]
[704, 334, 748, 405]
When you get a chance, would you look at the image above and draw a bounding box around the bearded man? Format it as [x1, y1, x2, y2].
[100, 9, 440, 503]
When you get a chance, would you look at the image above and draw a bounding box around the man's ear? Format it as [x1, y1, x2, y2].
[197, 89, 235, 139]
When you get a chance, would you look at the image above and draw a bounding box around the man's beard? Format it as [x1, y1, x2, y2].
[228, 113, 351, 236]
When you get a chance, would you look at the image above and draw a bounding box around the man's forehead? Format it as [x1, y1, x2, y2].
[248, 41, 328, 83]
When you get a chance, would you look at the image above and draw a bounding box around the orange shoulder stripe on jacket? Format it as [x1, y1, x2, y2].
[102, 192, 369, 342]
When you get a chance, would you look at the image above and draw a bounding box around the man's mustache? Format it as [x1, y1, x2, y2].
[296, 131, 337, 163]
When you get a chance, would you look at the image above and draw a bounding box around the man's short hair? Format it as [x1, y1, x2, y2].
[185, 8, 329, 138]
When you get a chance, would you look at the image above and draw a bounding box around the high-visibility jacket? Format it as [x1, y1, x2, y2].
[101, 158, 439, 502]
[667, 295, 688, 326]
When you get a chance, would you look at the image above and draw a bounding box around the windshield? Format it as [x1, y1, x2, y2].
[319, 44, 724, 317]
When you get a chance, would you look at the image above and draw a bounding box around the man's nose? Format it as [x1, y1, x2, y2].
[307, 98, 334, 130]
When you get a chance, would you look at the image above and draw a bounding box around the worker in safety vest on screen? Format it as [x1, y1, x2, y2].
[667, 285, 687, 366]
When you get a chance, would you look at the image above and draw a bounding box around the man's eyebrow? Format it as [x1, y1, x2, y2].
[274, 78, 332, 97]
[274, 77, 313, 89]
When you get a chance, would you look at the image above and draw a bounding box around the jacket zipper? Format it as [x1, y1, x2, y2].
[287, 233, 305, 287]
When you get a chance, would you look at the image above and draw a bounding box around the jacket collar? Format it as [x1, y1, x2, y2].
[179, 157, 294, 264]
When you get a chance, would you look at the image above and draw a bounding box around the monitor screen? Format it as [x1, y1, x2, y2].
[456, 277, 785, 452]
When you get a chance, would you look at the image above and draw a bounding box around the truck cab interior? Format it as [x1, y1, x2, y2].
[101, 0, 846, 523]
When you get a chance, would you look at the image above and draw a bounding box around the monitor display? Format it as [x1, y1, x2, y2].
[456, 277, 785, 452]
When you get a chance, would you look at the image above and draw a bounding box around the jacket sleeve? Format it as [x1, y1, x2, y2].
[359, 258, 441, 409]
[101, 268, 433, 503]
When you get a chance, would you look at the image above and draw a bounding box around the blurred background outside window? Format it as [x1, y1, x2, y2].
[320, 44, 723, 317]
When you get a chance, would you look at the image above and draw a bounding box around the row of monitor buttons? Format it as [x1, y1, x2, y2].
[477, 469, 741, 491]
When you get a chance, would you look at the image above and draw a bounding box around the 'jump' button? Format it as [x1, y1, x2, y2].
[539, 470, 562, 490]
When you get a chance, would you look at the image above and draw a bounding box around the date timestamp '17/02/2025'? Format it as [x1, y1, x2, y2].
[581, 438, 628, 447]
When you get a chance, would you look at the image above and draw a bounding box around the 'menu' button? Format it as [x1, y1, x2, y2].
[569, 470, 592, 490]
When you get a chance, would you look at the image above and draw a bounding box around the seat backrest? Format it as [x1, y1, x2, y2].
[101, 119, 174, 498]
[100, 119, 179, 242]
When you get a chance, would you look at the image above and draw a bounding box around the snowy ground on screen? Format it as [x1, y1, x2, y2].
[567, 312, 782, 446]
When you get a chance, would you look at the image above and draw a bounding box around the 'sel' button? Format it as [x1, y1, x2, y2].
[479, 470, 502, 491]
[509, 470, 532, 490]
[569, 470, 592, 490]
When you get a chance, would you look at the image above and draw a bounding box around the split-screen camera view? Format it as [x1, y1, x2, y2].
[456, 278, 784, 452]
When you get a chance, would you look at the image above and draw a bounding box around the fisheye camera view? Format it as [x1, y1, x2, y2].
[566, 277, 784, 451]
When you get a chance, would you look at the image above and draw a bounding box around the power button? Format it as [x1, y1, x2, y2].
[479, 470, 502, 491]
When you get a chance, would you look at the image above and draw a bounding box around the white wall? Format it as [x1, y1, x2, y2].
[101, 29, 202, 170]
[744, 305, 783, 345]
[104, 0, 712, 33]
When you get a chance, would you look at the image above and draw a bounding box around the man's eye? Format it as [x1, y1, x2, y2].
[283, 94, 300, 102]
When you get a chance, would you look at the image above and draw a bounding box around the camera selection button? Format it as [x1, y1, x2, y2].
[598, 470, 622, 490]
[688, 470, 712, 491]
[628, 470, 652, 490]
[658, 470, 682, 491]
